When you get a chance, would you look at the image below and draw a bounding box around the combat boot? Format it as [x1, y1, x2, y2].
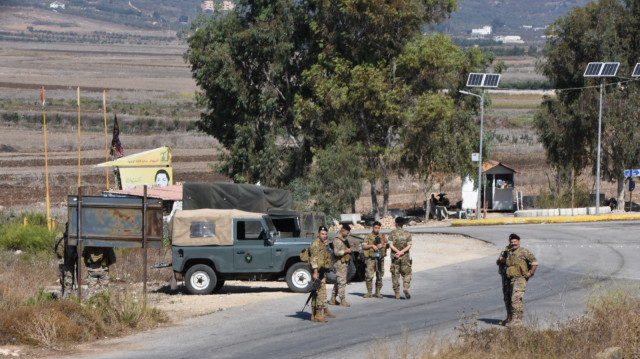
[323, 307, 336, 318]
[364, 283, 373, 298]
[339, 298, 350, 307]
[311, 308, 327, 323]
[395, 291, 400, 299]
[505, 319, 523, 328]
[375, 284, 383, 298]
[404, 288, 411, 299]
[499, 313, 512, 326]
[329, 295, 339, 306]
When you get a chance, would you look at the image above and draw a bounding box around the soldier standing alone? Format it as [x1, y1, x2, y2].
[362, 221, 387, 298]
[389, 217, 412, 299]
[309, 226, 336, 322]
[497, 233, 538, 328]
[54, 222, 77, 299]
[330, 224, 353, 307]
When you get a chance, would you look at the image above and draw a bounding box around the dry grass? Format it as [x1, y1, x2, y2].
[369, 285, 640, 359]
[0, 249, 169, 349]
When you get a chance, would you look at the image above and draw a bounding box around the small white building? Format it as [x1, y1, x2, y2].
[462, 161, 517, 212]
[493, 35, 524, 44]
[471, 26, 492, 37]
[49, 1, 65, 9]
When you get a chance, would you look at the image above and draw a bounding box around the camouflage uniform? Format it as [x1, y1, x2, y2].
[331, 234, 351, 305]
[389, 228, 412, 298]
[82, 246, 116, 297]
[362, 232, 387, 298]
[504, 246, 538, 327]
[309, 236, 332, 312]
[54, 230, 77, 298]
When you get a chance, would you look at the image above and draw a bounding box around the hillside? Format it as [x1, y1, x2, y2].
[439, 0, 591, 33]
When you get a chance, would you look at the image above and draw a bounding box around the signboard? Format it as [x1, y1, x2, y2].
[67, 195, 164, 248]
[95, 146, 171, 167]
[119, 167, 173, 189]
[471, 153, 479, 162]
[624, 169, 640, 177]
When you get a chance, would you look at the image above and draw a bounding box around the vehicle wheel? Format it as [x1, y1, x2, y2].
[184, 264, 217, 295]
[213, 280, 225, 293]
[286, 262, 313, 293]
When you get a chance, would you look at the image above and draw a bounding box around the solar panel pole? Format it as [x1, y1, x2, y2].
[595, 79, 603, 215]
[460, 89, 484, 219]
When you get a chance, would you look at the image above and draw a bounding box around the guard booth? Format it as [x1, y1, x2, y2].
[462, 161, 517, 212]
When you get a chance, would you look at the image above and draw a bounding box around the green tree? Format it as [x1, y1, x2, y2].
[298, 0, 458, 219]
[184, 2, 315, 186]
[537, 0, 640, 206]
[397, 34, 489, 217]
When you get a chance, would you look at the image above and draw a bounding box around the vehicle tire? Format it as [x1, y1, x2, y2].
[184, 264, 217, 295]
[286, 262, 313, 293]
[213, 280, 225, 293]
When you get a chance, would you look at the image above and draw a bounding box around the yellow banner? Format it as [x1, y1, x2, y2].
[95, 146, 171, 167]
[119, 167, 173, 189]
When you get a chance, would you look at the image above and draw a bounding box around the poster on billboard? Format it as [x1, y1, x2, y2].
[119, 167, 173, 189]
[95, 147, 171, 167]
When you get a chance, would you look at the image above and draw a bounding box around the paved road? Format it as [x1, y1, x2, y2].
[68, 221, 640, 359]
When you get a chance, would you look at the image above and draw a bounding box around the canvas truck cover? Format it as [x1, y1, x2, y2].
[182, 182, 293, 212]
[171, 208, 265, 246]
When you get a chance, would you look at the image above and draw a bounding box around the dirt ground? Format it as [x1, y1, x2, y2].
[145, 233, 497, 321]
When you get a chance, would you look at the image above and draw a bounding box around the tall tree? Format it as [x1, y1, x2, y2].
[299, 0, 458, 219]
[537, 0, 640, 206]
[184, 1, 315, 186]
[397, 34, 488, 216]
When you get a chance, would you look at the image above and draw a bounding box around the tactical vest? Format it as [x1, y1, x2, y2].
[505, 248, 530, 278]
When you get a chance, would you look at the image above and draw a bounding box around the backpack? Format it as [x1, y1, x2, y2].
[300, 247, 311, 263]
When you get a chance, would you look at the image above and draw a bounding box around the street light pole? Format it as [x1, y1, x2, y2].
[460, 89, 484, 219]
[595, 79, 603, 215]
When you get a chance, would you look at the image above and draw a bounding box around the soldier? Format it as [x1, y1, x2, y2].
[330, 224, 353, 307]
[362, 221, 387, 298]
[82, 246, 116, 297]
[54, 222, 77, 299]
[309, 226, 335, 322]
[496, 237, 512, 325]
[497, 233, 538, 328]
[388, 217, 412, 299]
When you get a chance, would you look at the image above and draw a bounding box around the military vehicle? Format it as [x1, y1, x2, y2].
[170, 208, 314, 294]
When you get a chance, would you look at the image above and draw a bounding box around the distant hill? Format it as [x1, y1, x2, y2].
[0, 0, 593, 43]
[439, 0, 591, 34]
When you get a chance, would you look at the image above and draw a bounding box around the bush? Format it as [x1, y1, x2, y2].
[0, 220, 56, 252]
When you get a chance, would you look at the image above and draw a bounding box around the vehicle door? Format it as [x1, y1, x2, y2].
[233, 218, 273, 271]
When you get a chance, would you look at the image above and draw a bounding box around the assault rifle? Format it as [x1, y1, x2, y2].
[372, 236, 383, 272]
[301, 267, 328, 312]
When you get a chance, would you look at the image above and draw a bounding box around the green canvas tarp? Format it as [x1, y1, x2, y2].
[182, 182, 293, 212]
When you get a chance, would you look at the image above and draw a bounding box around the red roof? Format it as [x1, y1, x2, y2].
[104, 184, 183, 201]
[482, 160, 517, 173]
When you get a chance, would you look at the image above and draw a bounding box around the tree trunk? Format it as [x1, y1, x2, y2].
[370, 179, 380, 221]
[382, 166, 389, 218]
[617, 176, 625, 211]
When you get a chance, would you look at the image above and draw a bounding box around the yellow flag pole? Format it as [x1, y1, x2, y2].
[42, 86, 51, 231]
[77, 87, 81, 187]
[103, 90, 109, 190]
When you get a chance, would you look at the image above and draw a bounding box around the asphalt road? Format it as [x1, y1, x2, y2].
[67, 221, 640, 359]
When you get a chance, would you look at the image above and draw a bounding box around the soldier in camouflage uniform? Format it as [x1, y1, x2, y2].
[388, 217, 412, 299]
[497, 233, 538, 328]
[309, 226, 335, 322]
[82, 246, 116, 297]
[330, 224, 353, 307]
[54, 222, 77, 299]
[362, 221, 387, 298]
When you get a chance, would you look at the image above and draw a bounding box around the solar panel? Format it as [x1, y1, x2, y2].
[600, 62, 619, 77]
[466, 73, 484, 87]
[483, 74, 501, 87]
[633, 63, 640, 77]
[584, 62, 603, 77]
